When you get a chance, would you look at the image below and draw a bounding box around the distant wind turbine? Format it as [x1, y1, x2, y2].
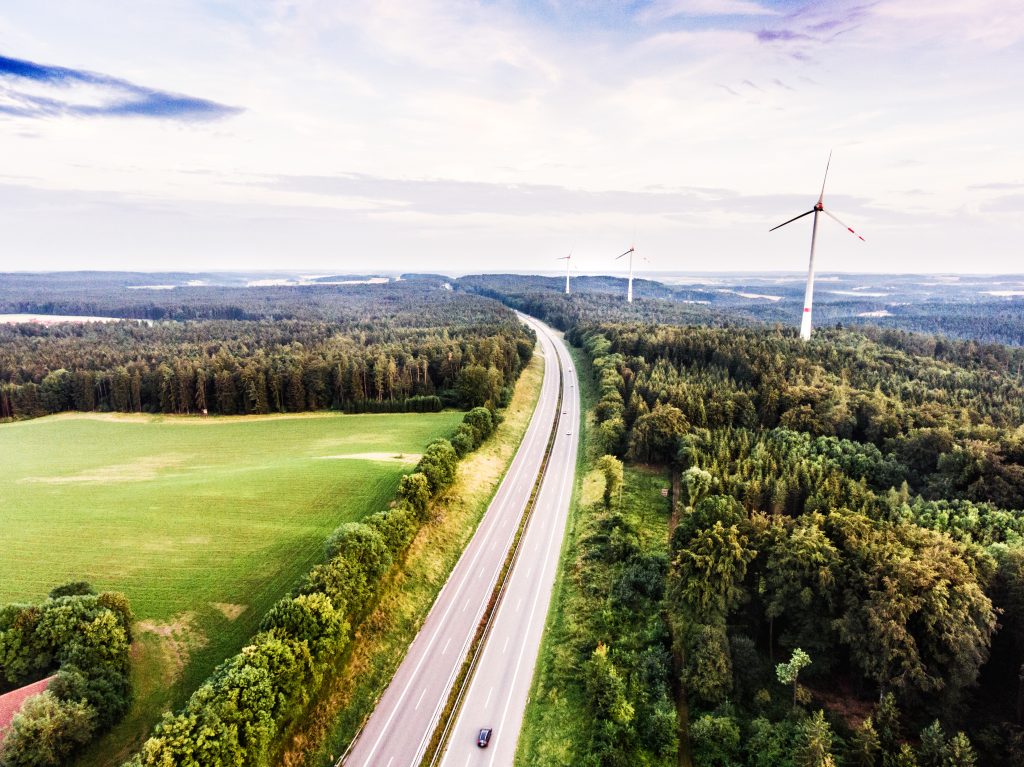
[557, 252, 572, 295]
[615, 243, 635, 303]
[770, 152, 865, 341]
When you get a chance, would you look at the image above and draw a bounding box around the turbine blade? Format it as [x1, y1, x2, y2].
[819, 150, 832, 204]
[769, 209, 815, 232]
[822, 208, 865, 241]
[615, 248, 634, 260]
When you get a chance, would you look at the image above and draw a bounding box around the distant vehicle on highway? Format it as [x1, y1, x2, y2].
[477, 728, 492, 748]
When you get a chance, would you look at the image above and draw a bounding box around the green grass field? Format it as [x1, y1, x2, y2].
[0, 410, 462, 765]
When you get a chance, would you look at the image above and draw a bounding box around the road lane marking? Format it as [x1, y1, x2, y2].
[357, 374, 552, 767]
[503, 636, 510, 654]
[484, 355, 577, 767]
[376, 322, 567, 767]
[485, 686, 494, 708]
[443, 637, 452, 655]
[415, 688, 427, 710]
[516, 597, 522, 611]
[463, 598, 472, 613]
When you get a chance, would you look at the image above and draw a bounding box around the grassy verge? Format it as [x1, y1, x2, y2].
[278, 346, 546, 766]
[515, 344, 675, 766]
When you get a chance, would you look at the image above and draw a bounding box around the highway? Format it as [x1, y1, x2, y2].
[342, 315, 578, 767]
[438, 317, 579, 767]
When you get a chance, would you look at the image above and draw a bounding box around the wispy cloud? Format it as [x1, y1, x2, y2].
[639, 0, 776, 23]
[0, 54, 242, 121]
[970, 181, 1024, 191]
[756, 28, 812, 43]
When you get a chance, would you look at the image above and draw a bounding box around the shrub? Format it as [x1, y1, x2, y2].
[0, 691, 97, 767]
[48, 581, 95, 599]
[417, 438, 458, 494]
[324, 523, 392, 582]
[261, 593, 349, 655]
[366, 506, 418, 555]
[451, 424, 476, 458]
[463, 407, 494, 444]
[397, 472, 432, 515]
[0, 591, 131, 767]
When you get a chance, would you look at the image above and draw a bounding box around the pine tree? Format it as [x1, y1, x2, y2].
[794, 710, 836, 767]
[875, 693, 902, 754]
[889, 744, 918, 767]
[847, 716, 881, 767]
[943, 732, 976, 767]
[918, 720, 946, 767]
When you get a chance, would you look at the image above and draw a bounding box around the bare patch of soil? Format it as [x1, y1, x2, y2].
[210, 602, 247, 621]
[809, 680, 876, 728]
[21, 455, 184, 484]
[135, 612, 208, 682]
[315, 452, 421, 463]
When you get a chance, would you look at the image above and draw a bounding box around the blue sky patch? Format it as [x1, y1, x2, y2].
[0, 54, 242, 121]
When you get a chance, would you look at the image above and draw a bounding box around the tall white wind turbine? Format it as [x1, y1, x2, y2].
[557, 252, 573, 294]
[616, 244, 635, 303]
[770, 153, 865, 341]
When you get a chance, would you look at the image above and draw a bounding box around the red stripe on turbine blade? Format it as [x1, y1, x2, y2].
[804, 307, 811, 312]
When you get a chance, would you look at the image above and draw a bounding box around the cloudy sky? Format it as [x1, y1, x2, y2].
[1, 0, 1022, 274]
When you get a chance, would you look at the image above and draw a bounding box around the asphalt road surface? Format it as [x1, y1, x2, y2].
[342, 315, 578, 767]
[438, 317, 580, 767]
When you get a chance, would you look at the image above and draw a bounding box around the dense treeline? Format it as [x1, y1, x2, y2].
[0, 584, 133, 767]
[0, 284, 534, 420]
[0, 273, 456, 323]
[125, 406, 499, 766]
[567, 321, 1024, 765]
[573, 323, 1024, 507]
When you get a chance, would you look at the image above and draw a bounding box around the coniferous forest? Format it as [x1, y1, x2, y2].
[469, 276, 1024, 767]
[0, 279, 534, 419]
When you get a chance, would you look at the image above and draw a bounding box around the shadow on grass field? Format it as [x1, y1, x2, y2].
[0, 410, 462, 767]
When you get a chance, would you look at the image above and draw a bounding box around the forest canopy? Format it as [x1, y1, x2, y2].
[0, 281, 534, 419]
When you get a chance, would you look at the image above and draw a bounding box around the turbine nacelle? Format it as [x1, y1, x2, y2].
[769, 153, 865, 341]
[615, 246, 636, 303]
[557, 252, 572, 295]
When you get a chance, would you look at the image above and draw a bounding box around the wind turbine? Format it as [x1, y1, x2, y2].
[615, 243, 635, 303]
[770, 152, 865, 341]
[557, 252, 572, 295]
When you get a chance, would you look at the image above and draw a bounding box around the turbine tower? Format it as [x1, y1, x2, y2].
[770, 152, 865, 341]
[557, 252, 572, 295]
[616, 244, 635, 303]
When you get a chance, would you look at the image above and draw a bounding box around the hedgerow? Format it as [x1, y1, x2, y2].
[126, 405, 498, 766]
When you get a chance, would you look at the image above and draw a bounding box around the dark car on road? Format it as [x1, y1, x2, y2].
[477, 728, 492, 748]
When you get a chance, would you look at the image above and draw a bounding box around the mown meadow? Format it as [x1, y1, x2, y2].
[0, 410, 462, 765]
